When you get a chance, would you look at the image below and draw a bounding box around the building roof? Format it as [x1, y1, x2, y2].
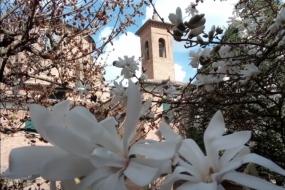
[135, 19, 174, 36]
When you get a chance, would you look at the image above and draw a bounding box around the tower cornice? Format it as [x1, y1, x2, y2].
[135, 20, 174, 36]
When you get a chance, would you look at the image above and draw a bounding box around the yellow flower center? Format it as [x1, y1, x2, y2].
[205, 167, 214, 183]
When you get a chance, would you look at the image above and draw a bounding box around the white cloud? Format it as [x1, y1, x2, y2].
[99, 31, 141, 83]
[174, 63, 186, 82]
[143, 0, 239, 53]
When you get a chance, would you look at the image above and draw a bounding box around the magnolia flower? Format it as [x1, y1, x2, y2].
[73, 80, 91, 99]
[140, 98, 153, 118]
[76, 81, 177, 190]
[239, 63, 261, 83]
[185, 2, 199, 16]
[113, 56, 139, 79]
[161, 110, 285, 190]
[110, 81, 127, 106]
[192, 73, 221, 92]
[168, 7, 184, 30]
[189, 49, 202, 68]
[2, 100, 99, 189]
[157, 121, 183, 165]
[189, 25, 205, 38]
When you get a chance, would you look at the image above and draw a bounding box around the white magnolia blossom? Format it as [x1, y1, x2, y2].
[190, 25, 205, 38]
[239, 63, 261, 83]
[110, 81, 127, 106]
[185, 2, 199, 16]
[73, 80, 91, 99]
[268, 8, 285, 34]
[113, 56, 139, 79]
[140, 97, 153, 118]
[189, 48, 210, 68]
[2, 100, 99, 189]
[168, 7, 183, 28]
[160, 110, 285, 190]
[193, 72, 221, 92]
[76, 81, 176, 190]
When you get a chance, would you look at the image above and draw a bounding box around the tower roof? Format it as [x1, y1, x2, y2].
[135, 18, 174, 36]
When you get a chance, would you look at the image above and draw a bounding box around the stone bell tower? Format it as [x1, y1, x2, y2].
[135, 13, 175, 80]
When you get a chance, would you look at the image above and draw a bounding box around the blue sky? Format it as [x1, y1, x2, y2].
[95, 0, 239, 83]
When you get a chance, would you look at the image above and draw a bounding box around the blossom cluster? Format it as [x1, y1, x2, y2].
[3, 80, 285, 190]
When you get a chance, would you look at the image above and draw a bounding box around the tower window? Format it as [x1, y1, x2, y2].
[144, 41, 150, 60]
[159, 38, 166, 58]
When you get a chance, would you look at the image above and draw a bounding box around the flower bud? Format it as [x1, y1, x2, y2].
[197, 35, 204, 45]
[216, 26, 223, 34]
[210, 45, 221, 55]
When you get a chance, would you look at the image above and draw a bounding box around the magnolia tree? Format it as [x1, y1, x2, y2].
[2, 0, 285, 190]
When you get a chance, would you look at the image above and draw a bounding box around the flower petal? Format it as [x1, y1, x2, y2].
[211, 131, 251, 151]
[176, 182, 198, 190]
[204, 110, 225, 153]
[69, 106, 98, 123]
[129, 141, 176, 160]
[196, 182, 218, 190]
[131, 157, 172, 178]
[90, 147, 126, 168]
[40, 154, 95, 180]
[123, 80, 142, 154]
[61, 179, 77, 190]
[99, 117, 119, 137]
[76, 168, 114, 190]
[158, 121, 179, 140]
[160, 171, 197, 190]
[238, 153, 285, 175]
[44, 125, 96, 157]
[3, 146, 64, 178]
[52, 100, 70, 118]
[124, 161, 158, 186]
[29, 105, 58, 144]
[101, 170, 124, 190]
[219, 146, 245, 167]
[222, 172, 285, 190]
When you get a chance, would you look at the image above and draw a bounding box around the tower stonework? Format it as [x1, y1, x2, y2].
[136, 14, 175, 80]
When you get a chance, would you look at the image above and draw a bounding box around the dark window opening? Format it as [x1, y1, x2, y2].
[48, 90, 66, 100]
[144, 41, 150, 60]
[159, 38, 166, 58]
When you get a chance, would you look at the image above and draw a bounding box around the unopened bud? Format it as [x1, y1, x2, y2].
[210, 45, 221, 55]
[197, 35, 204, 45]
[216, 26, 223, 34]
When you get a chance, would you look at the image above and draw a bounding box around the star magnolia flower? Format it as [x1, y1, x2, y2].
[2, 100, 104, 189]
[113, 56, 139, 79]
[73, 80, 91, 99]
[140, 98, 153, 118]
[160, 110, 285, 190]
[110, 81, 127, 106]
[76, 81, 177, 190]
[189, 49, 202, 68]
[185, 2, 199, 16]
[239, 63, 261, 83]
[192, 73, 221, 92]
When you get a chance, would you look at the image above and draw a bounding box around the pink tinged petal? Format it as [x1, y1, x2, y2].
[3, 146, 64, 178]
[29, 105, 58, 144]
[129, 141, 176, 160]
[44, 125, 96, 158]
[90, 147, 126, 168]
[123, 80, 142, 154]
[52, 100, 70, 117]
[239, 153, 285, 175]
[39, 155, 95, 180]
[222, 172, 285, 190]
[50, 181, 56, 190]
[211, 131, 251, 151]
[61, 179, 77, 190]
[220, 146, 246, 167]
[76, 168, 115, 190]
[124, 161, 158, 187]
[204, 110, 225, 153]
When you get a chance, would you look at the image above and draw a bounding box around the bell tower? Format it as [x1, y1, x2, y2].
[136, 13, 175, 80]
